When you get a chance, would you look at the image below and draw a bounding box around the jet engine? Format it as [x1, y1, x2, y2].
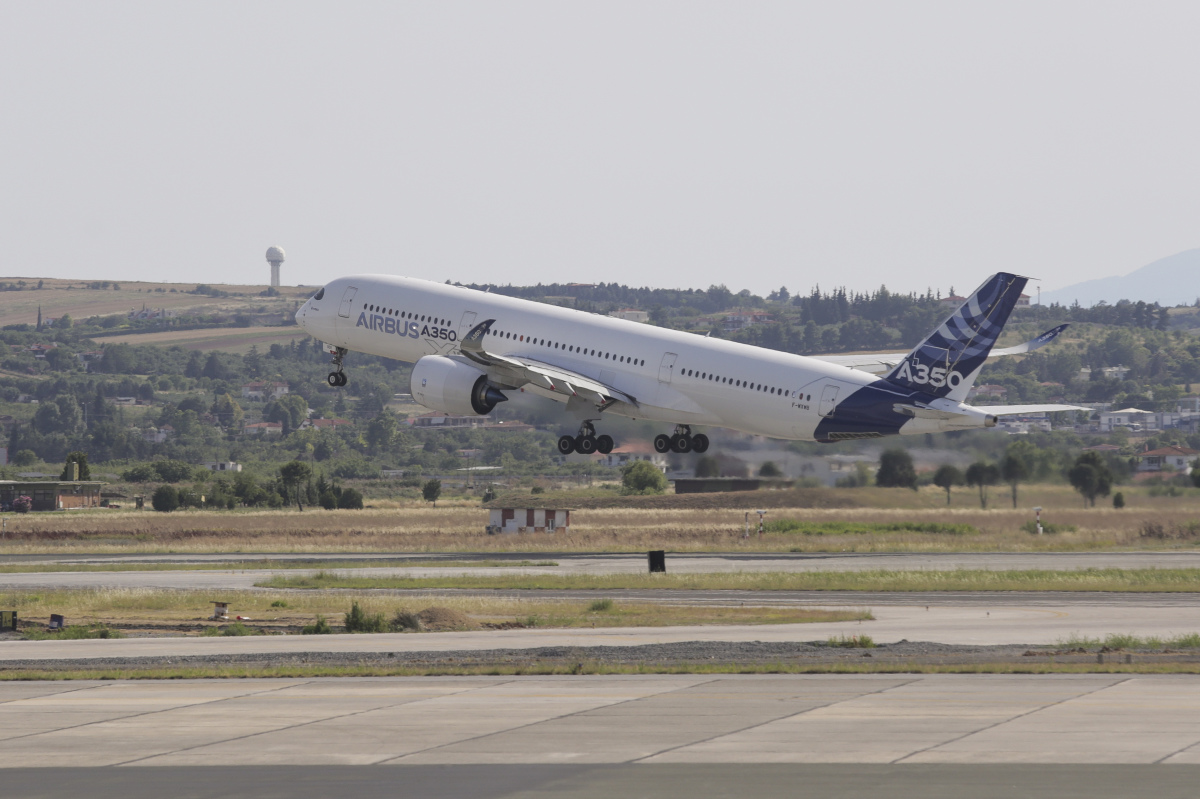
[409, 356, 507, 416]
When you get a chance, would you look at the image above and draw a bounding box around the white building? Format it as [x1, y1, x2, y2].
[202, 461, 242, 473]
[486, 507, 571, 534]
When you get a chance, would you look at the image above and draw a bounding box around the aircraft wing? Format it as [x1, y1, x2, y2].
[812, 324, 1071, 376]
[459, 319, 638, 410]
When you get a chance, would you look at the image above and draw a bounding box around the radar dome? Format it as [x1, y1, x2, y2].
[266, 246, 286, 262]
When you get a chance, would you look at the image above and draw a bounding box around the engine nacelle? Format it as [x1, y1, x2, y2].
[409, 356, 507, 416]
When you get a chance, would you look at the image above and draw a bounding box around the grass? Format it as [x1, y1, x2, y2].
[767, 520, 975, 536]
[257, 567, 1200, 593]
[20, 624, 124, 641]
[3, 487, 1200, 555]
[826, 634, 875, 648]
[0, 587, 869, 633]
[1055, 632, 1200, 650]
[0, 559, 559, 574]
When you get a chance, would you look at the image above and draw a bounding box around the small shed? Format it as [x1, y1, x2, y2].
[486, 507, 571, 534]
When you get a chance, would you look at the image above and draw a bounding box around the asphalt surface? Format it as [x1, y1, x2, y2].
[3, 675, 1200, 798]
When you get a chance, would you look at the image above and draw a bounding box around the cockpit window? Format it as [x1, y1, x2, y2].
[312, 287, 325, 301]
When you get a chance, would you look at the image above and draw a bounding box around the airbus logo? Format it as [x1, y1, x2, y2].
[356, 312, 458, 343]
[895, 358, 964, 389]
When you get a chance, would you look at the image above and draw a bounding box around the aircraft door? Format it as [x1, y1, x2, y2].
[458, 311, 477, 339]
[338, 287, 358, 318]
[658, 352, 678, 384]
[819, 383, 840, 417]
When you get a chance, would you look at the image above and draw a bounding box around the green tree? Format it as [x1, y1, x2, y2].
[60, 451, 90, 481]
[1068, 451, 1113, 508]
[280, 460, 312, 511]
[151, 485, 179, 512]
[1000, 454, 1030, 509]
[422, 479, 442, 507]
[965, 461, 999, 509]
[932, 464, 962, 505]
[622, 460, 668, 495]
[695, 456, 720, 478]
[875, 449, 917, 490]
[366, 411, 399, 454]
[210, 393, 244, 429]
[338, 487, 364, 510]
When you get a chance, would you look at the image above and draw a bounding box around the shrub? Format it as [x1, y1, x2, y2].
[337, 488, 364, 510]
[319, 490, 339, 510]
[530, 486, 545, 494]
[390, 611, 421, 632]
[11, 495, 32, 513]
[1113, 492, 1126, 509]
[621, 460, 667, 495]
[151, 485, 179, 513]
[301, 615, 332, 634]
[344, 601, 387, 633]
[875, 449, 917, 490]
[827, 634, 875, 648]
[588, 598, 614, 612]
[422, 479, 442, 506]
[270, 600, 288, 608]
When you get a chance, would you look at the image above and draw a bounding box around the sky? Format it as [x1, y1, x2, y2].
[2, 2, 1199, 298]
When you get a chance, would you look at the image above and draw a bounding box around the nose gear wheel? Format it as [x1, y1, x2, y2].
[327, 347, 349, 387]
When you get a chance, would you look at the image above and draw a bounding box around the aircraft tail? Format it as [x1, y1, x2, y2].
[885, 272, 1028, 401]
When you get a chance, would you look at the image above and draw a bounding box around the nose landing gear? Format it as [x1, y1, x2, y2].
[557, 421, 614, 456]
[654, 425, 709, 454]
[327, 347, 348, 387]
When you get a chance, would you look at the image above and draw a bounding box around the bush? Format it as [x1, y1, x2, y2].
[588, 598, 614, 612]
[876, 449, 917, 490]
[270, 600, 288, 608]
[152, 460, 195, 483]
[301, 615, 332, 634]
[122, 464, 158, 482]
[1113, 492, 1126, 509]
[319, 490, 339, 510]
[422, 479, 442, 506]
[344, 601, 387, 633]
[11, 495, 32, 513]
[621, 460, 667, 495]
[390, 611, 421, 632]
[827, 634, 875, 648]
[151, 485, 179, 513]
[337, 487, 364, 510]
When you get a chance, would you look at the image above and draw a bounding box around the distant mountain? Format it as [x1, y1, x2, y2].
[1039, 248, 1200, 308]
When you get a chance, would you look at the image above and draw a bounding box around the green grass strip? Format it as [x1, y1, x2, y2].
[257, 568, 1200, 593]
[0, 559, 557, 574]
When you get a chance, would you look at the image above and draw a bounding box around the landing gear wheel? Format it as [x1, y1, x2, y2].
[557, 435, 576, 455]
[653, 434, 672, 454]
[670, 434, 693, 454]
[596, 434, 614, 454]
[576, 435, 598, 455]
[327, 372, 346, 387]
[691, 433, 709, 453]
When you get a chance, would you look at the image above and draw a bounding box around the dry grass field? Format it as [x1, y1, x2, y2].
[0, 276, 312, 326]
[89, 325, 310, 354]
[0, 484, 1197, 554]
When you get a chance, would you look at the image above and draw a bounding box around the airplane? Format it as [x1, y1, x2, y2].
[295, 272, 1084, 455]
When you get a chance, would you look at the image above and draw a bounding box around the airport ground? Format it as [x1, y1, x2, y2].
[4, 499, 1200, 796]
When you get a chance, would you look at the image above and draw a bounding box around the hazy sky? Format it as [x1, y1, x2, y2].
[3, 2, 1198, 297]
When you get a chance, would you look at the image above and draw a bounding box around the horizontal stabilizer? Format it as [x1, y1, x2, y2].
[971, 404, 1090, 416]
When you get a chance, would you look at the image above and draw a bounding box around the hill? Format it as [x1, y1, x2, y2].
[1041, 249, 1200, 308]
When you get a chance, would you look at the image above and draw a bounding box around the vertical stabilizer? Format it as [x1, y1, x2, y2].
[885, 273, 1028, 401]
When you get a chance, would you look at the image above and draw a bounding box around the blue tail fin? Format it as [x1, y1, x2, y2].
[885, 273, 1028, 400]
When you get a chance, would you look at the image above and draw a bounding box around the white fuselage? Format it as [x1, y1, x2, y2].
[297, 274, 911, 441]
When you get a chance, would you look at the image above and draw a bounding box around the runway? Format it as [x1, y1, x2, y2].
[3, 675, 1200, 798]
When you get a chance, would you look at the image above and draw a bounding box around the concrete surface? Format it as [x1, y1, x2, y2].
[2, 675, 1200, 766]
[3, 598, 1197, 661]
[5, 675, 1200, 798]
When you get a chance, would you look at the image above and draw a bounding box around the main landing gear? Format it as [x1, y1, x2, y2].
[654, 425, 709, 454]
[558, 421, 614, 456]
[327, 347, 348, 387]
